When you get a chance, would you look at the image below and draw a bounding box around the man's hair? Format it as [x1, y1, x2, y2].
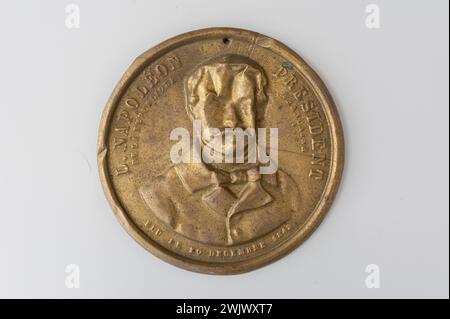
[185, 54, 268, 122]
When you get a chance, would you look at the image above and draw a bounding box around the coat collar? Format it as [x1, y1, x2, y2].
[174, 163, 277, 219]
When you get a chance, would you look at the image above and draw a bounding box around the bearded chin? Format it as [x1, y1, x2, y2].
[201, 133, 255, 164]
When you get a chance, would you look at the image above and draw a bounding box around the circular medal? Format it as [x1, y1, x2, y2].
[98, 28, 344, 274]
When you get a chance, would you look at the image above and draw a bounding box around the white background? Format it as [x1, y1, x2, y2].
[0, 0, 448, 298]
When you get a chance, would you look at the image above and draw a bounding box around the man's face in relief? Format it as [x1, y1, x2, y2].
[186, 55, 267, 157]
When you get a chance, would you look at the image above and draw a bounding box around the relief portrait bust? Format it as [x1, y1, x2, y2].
[139, 54, 301, 246]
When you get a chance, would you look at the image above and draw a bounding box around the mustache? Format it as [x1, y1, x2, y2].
[203, 127, 256, 138]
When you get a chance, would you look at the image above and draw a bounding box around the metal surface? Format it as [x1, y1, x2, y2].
[97, 27, 344, 274]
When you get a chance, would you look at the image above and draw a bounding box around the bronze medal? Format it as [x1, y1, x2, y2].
[97, 28, 344, 274]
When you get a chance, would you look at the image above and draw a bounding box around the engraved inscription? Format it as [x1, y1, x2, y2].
[109, 54, 184, 176]
[273, 65, 329, 181]
[163, 223, 293, 260]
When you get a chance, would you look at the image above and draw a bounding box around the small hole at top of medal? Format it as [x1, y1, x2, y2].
[222, 37, 230, 45]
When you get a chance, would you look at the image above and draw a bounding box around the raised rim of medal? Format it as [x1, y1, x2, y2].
[97, 27, 345, 275]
